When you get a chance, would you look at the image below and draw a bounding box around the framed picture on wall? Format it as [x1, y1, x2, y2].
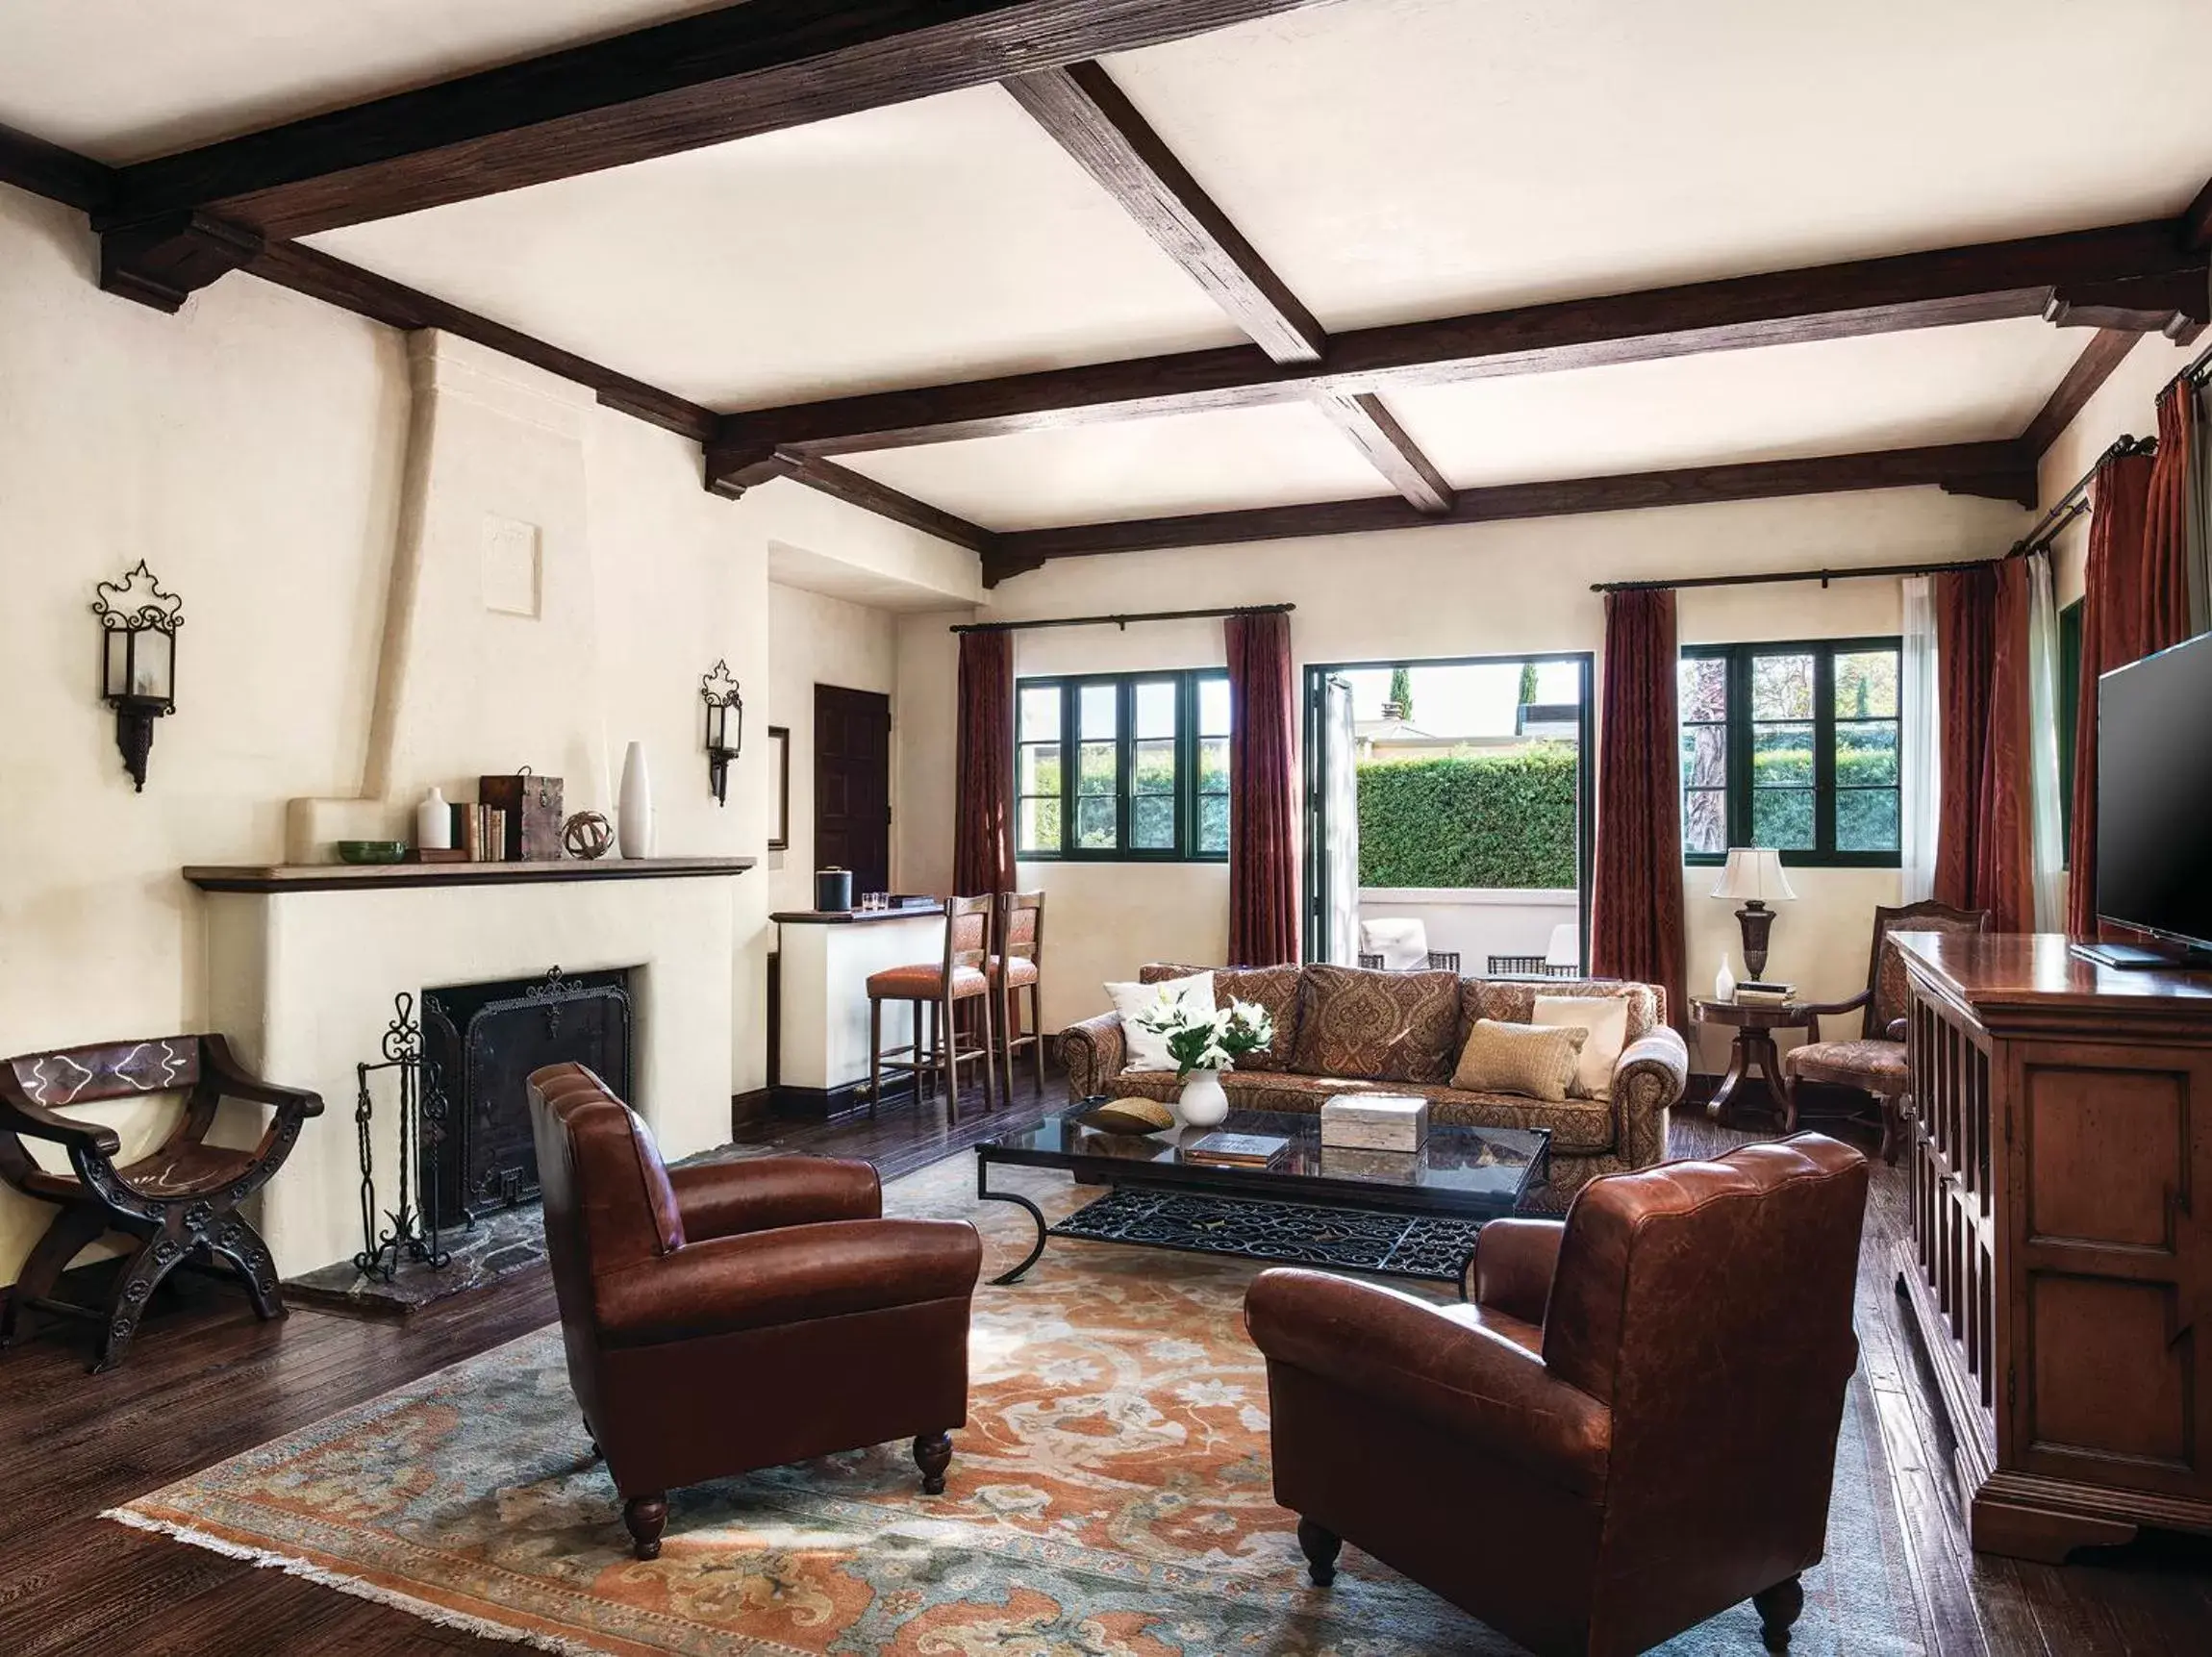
[767, 726, 791, 850]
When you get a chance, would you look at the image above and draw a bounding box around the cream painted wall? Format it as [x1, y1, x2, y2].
[894, 487, 2030, 1064]
[765, 582, 900, 916]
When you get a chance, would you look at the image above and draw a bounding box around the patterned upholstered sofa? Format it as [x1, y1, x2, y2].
[1060, 963, 1689, 1209]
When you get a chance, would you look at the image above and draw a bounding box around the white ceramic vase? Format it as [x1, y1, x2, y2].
[1175, 1067, 1229, 1128]
[617, 741, 654, 859]
[1715, 952, 1738, 1002]
[415, 786, 452, 851]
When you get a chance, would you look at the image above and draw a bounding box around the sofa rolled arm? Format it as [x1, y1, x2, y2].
[1608, 1025, 1688, 1170]
[596, 1217, 981, 1348]
[1246, 1268, 1610, 1499]
[1471, 1218, 1566, 1324]
[1059, 1012, 1126, 1101]
[668, 1154, 881, 1243]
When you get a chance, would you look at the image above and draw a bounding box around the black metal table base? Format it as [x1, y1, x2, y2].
[1000, 1184, 1487, 1293]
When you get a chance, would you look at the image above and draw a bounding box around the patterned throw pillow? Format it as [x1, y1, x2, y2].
[1139, 962, 1303, 1072]
[1290, 965, 1462, 1085]
[1450, 1019, 1588, 1103]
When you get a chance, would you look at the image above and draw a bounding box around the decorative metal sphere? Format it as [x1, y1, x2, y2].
[562, 811, 615, 861]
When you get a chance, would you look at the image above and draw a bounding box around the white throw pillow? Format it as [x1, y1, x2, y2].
[1532, 994, 1630, 1100]
[1105, 972, 1217, 1071]
[1358, 918, 1430, 970]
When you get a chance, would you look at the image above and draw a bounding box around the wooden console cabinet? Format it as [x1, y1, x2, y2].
[1896, 932, 2212, 1562]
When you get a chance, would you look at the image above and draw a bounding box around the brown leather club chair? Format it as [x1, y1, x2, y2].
[1247, 1135, 1869, 1657]
[527, 1063, 983, 1559]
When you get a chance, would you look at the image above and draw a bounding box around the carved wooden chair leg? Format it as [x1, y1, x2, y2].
[1296, 1517, 1342, 1586]
[1753, 1574, 1804, 1650]
[1029, 983, 1045, 1096]
[211, 1214, 285, 1320]
[622, 1493, 667, 1560]
[93, 1230, 190, 1373]
[912, 1430, 952, 1494]
[0, 1203, 107, 1347]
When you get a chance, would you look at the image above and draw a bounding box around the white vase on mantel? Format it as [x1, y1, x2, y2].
[415, 786, 452, 852]
[1176, 1068, 1229, 1128]
[617, 741, 655, 860]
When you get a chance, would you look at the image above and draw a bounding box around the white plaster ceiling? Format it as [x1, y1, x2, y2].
[0, 1, 729, 163]
[842, 401, 1398, 532]
[840, 319, 2088, 529]
[304, 88, 1245, 410]
[1105, 0, 2212, 329]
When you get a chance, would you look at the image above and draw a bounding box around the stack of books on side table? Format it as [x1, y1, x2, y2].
[1734, 981, 1797, 1007]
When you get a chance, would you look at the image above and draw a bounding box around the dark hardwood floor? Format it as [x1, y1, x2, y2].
[0, 1070, 2204, 1655]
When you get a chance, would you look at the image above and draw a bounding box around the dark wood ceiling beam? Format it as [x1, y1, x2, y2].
[1002, 61, 1322, 364]
[1313, 393, 1455, 513]
[0, 120, 114, 213]
[723, 452, 998, 555]
[981, 441, 2037, 582]
[2182, 173, 2212, 254]
[2020, 329, 2140, 460]
[93, 0, 1328, 258]
[708, 219, 2209, 481]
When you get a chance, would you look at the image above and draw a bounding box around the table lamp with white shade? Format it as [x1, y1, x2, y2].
[1711, 847, 1797, 981]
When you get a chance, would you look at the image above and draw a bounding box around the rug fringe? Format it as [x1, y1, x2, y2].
[101, 1507, 612, 1656]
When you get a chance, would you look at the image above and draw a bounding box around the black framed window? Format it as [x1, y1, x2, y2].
[1017, 670, 1231, 861]
[1677, 637, 1902, 866]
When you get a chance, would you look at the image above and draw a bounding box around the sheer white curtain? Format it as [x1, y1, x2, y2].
[1898, 575, 1940, 902]
[2024, 552, 2068, 929]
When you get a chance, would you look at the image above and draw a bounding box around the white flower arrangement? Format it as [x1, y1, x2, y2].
[1131, 993, 1275, 1079]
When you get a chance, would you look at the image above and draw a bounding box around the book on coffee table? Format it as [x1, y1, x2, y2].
[1181, 1131, 1291, 1168]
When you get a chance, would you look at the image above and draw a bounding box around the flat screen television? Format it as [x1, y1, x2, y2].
[2093, 629, 2212, 964]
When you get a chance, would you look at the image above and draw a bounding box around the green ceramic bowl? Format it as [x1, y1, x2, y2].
[335, 840, 409, 865]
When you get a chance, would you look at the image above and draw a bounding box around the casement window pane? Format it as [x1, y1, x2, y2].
[1684, 790, 1728, 854]
[1133, 794, 1175, 849]
[1752, 789, 1816, 849]
[1131, 738, 1175, 794]
[1838, 789, 1899, 852]
[1750, 654, 1815, 720]
[1834, 651, 1898, 719]
[1197, 735, 1229, 792]
[1018, 796, 1061, 851]
[1835, 720, 1899, 788]
[1075, 793, 1117, 848]
[1680, 724, 1726, 789]
[1678, 657, 1728, 722]
[1197, 676, 1232, 736]
[1079, 684, 1117, 741]
[1018, 742, 1061, 795]
[1076, 741, 1117, 796]
[1751, 721, 1815, 787]
[1198, 793, 1230, 855]
[1018, 686, 1061, 742]
[1134, 680, 1176, 740]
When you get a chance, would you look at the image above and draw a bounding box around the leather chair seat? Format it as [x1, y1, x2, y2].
[1783, 1038, 1908, 1093]
[867, 963, 990, 1000]
[989, 956, 1041, 988]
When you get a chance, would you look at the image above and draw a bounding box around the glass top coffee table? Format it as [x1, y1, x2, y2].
[974, 1103, 1548, 1294]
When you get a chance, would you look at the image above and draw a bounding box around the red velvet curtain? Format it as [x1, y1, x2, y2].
[2066, 450, 2160, 938]
[1933, 561, 2035, 933]
[1225, 610, 1298, 967]
[952, 630, 1016, 899]
[1591, 590, 1687, 1033]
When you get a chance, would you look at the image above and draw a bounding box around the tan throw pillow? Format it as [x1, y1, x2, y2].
[1532, 994, 1630, 1099]
[1450, 1018, 1588, 1103]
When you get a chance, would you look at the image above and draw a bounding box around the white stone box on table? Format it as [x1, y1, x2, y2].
[1320, 1093, 1430, 1152]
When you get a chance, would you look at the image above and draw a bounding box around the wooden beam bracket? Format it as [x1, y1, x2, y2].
[99, 211, 264, 314]
[2043, 267, 2210, 337]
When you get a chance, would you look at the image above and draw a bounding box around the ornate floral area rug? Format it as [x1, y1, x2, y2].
[110, 1156, 1924, 1655]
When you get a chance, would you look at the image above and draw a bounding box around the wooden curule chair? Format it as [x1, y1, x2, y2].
[1782, 900, 1991, 1163]
[0, 1035, 322, 1370]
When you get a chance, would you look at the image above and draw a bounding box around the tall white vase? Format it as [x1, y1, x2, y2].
[617, 741, 654, 860]
[1175, 1068, 1229, 1128]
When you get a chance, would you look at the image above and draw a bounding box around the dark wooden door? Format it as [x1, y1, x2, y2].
[815, 684, 892, 898]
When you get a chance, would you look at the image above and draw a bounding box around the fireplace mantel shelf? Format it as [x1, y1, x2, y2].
[184, 856, 757, 894]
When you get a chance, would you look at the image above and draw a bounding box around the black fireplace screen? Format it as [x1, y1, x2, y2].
[420, 966, 632, 1232]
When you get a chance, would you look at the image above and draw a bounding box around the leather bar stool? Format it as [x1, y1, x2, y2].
[867, 894, 997, 1119]
[991, 891, 1047, 1102]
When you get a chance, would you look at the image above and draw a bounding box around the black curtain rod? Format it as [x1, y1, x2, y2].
[2163, 332, 2212, 399]
[949, 602, 1294, 636]
[1593, 432, 2158, 595]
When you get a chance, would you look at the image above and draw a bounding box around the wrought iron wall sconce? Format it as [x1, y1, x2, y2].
[91, 561, 183, 792]
[701, 659, 743, 806]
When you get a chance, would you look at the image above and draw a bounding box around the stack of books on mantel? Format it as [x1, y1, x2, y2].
[1734, 980, 1796, 1007]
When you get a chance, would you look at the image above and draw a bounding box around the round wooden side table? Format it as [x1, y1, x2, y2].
[1693, 997, 1809, 1132]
